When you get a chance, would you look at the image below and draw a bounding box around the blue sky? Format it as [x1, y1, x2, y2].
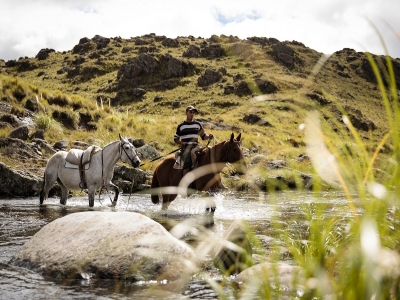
[1, 0, 399, 61]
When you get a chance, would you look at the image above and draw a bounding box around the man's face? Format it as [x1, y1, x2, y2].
[186, 110, 196, 120]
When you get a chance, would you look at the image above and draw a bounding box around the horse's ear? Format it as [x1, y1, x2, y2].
[237, 133, 241, 141]
[119, 133, 122, 141]
[230, 133, 234, 142]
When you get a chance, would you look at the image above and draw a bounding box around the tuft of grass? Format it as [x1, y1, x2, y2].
[34, 112, 63, 134]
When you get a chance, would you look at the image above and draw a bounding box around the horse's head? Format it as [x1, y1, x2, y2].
[224, 133, 247, 175]
[119, 134, 141, 168]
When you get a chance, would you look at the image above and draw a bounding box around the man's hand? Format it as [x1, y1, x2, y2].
[208, 133, 214, 140]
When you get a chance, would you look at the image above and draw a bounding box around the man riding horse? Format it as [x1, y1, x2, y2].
[173, 106, 214, 178]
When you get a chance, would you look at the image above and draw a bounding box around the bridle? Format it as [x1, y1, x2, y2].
[119, 140, 139, 167]
[224, 140, 242, 163]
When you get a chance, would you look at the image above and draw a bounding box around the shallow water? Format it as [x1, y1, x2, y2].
[0, 190, 360, 299]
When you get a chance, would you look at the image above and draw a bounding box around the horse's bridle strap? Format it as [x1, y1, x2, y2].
[120, 141, 137, 166]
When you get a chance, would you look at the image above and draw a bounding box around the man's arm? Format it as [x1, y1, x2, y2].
[199, 128, 213, 140]
[174, 127, 184, 146]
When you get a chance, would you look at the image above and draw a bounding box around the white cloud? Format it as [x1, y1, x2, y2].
[0, 0, 399, 61]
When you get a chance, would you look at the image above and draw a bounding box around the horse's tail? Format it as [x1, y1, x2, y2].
[150, 170, 160, 204]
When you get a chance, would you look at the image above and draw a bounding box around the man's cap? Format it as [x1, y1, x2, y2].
[186, 105, 198, 112]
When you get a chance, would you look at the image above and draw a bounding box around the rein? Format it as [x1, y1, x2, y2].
[139, 147, 181, 167]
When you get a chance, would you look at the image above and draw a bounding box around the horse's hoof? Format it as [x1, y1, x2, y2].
[111, 201, 117, 207]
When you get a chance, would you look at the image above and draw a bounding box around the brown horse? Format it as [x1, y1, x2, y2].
[151, 133, 247, 209]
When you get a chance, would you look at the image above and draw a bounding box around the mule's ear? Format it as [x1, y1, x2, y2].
[237, 133, 242, 141]
[119, 133, 122, 140]
[230, 133, 234, 142]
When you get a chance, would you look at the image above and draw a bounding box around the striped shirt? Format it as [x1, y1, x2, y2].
[174, 120, 205, 145]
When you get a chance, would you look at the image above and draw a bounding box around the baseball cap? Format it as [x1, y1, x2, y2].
[186, 105, 198, 113]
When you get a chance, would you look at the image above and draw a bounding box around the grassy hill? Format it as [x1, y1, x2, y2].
[0, 33, 399, 189]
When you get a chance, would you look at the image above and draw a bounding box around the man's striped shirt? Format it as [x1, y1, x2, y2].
[174, 120, 205, 145]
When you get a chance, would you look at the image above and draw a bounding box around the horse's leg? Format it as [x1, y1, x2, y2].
[88, 187, 96, 207]
[88, 193, 95, 207]
[40, 171, 59, 205]
[162, 195, 171, 210]
[151, 171, 161, 204]
[107, 182, 119, 206]
[58, 179, 69, 205]
[39, 175, 47, 205]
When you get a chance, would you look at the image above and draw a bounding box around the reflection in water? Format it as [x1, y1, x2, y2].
[0, 191, 358, 299]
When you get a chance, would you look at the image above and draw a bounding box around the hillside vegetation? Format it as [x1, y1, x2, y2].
[0, 33, 399, 189]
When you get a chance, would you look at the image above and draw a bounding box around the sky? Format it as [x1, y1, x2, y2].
[1, 0, 399, 61]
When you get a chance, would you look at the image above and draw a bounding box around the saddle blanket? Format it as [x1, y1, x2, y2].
[64, 161, 90, 170]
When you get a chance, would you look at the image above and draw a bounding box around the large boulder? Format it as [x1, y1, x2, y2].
[10, 211, 198, 284]
[0, 162, 43, 196]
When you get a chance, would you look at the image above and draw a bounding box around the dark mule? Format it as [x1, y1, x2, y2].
[151, 133, 247, 209]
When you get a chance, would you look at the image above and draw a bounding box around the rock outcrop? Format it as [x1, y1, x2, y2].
[0, 162, 43, 196]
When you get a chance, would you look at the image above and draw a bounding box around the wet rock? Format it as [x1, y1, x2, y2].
[10, 212, 198, 283]
[0, 162, 43, 196]
[183, 280, 219, 299]
[197, 219, 253, 275]
[234, 262, 304, 295]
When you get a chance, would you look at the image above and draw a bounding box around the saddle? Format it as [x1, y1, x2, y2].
[65, 145, 101, 189]
[173, 145, 204, 170]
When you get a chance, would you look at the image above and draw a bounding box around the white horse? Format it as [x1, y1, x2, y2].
[40, 134, 141, 207]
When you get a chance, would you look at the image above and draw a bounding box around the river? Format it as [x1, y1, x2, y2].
[0, 190, 358, 299]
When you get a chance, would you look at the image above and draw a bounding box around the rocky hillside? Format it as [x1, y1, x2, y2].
[0, 33, 399, 195]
